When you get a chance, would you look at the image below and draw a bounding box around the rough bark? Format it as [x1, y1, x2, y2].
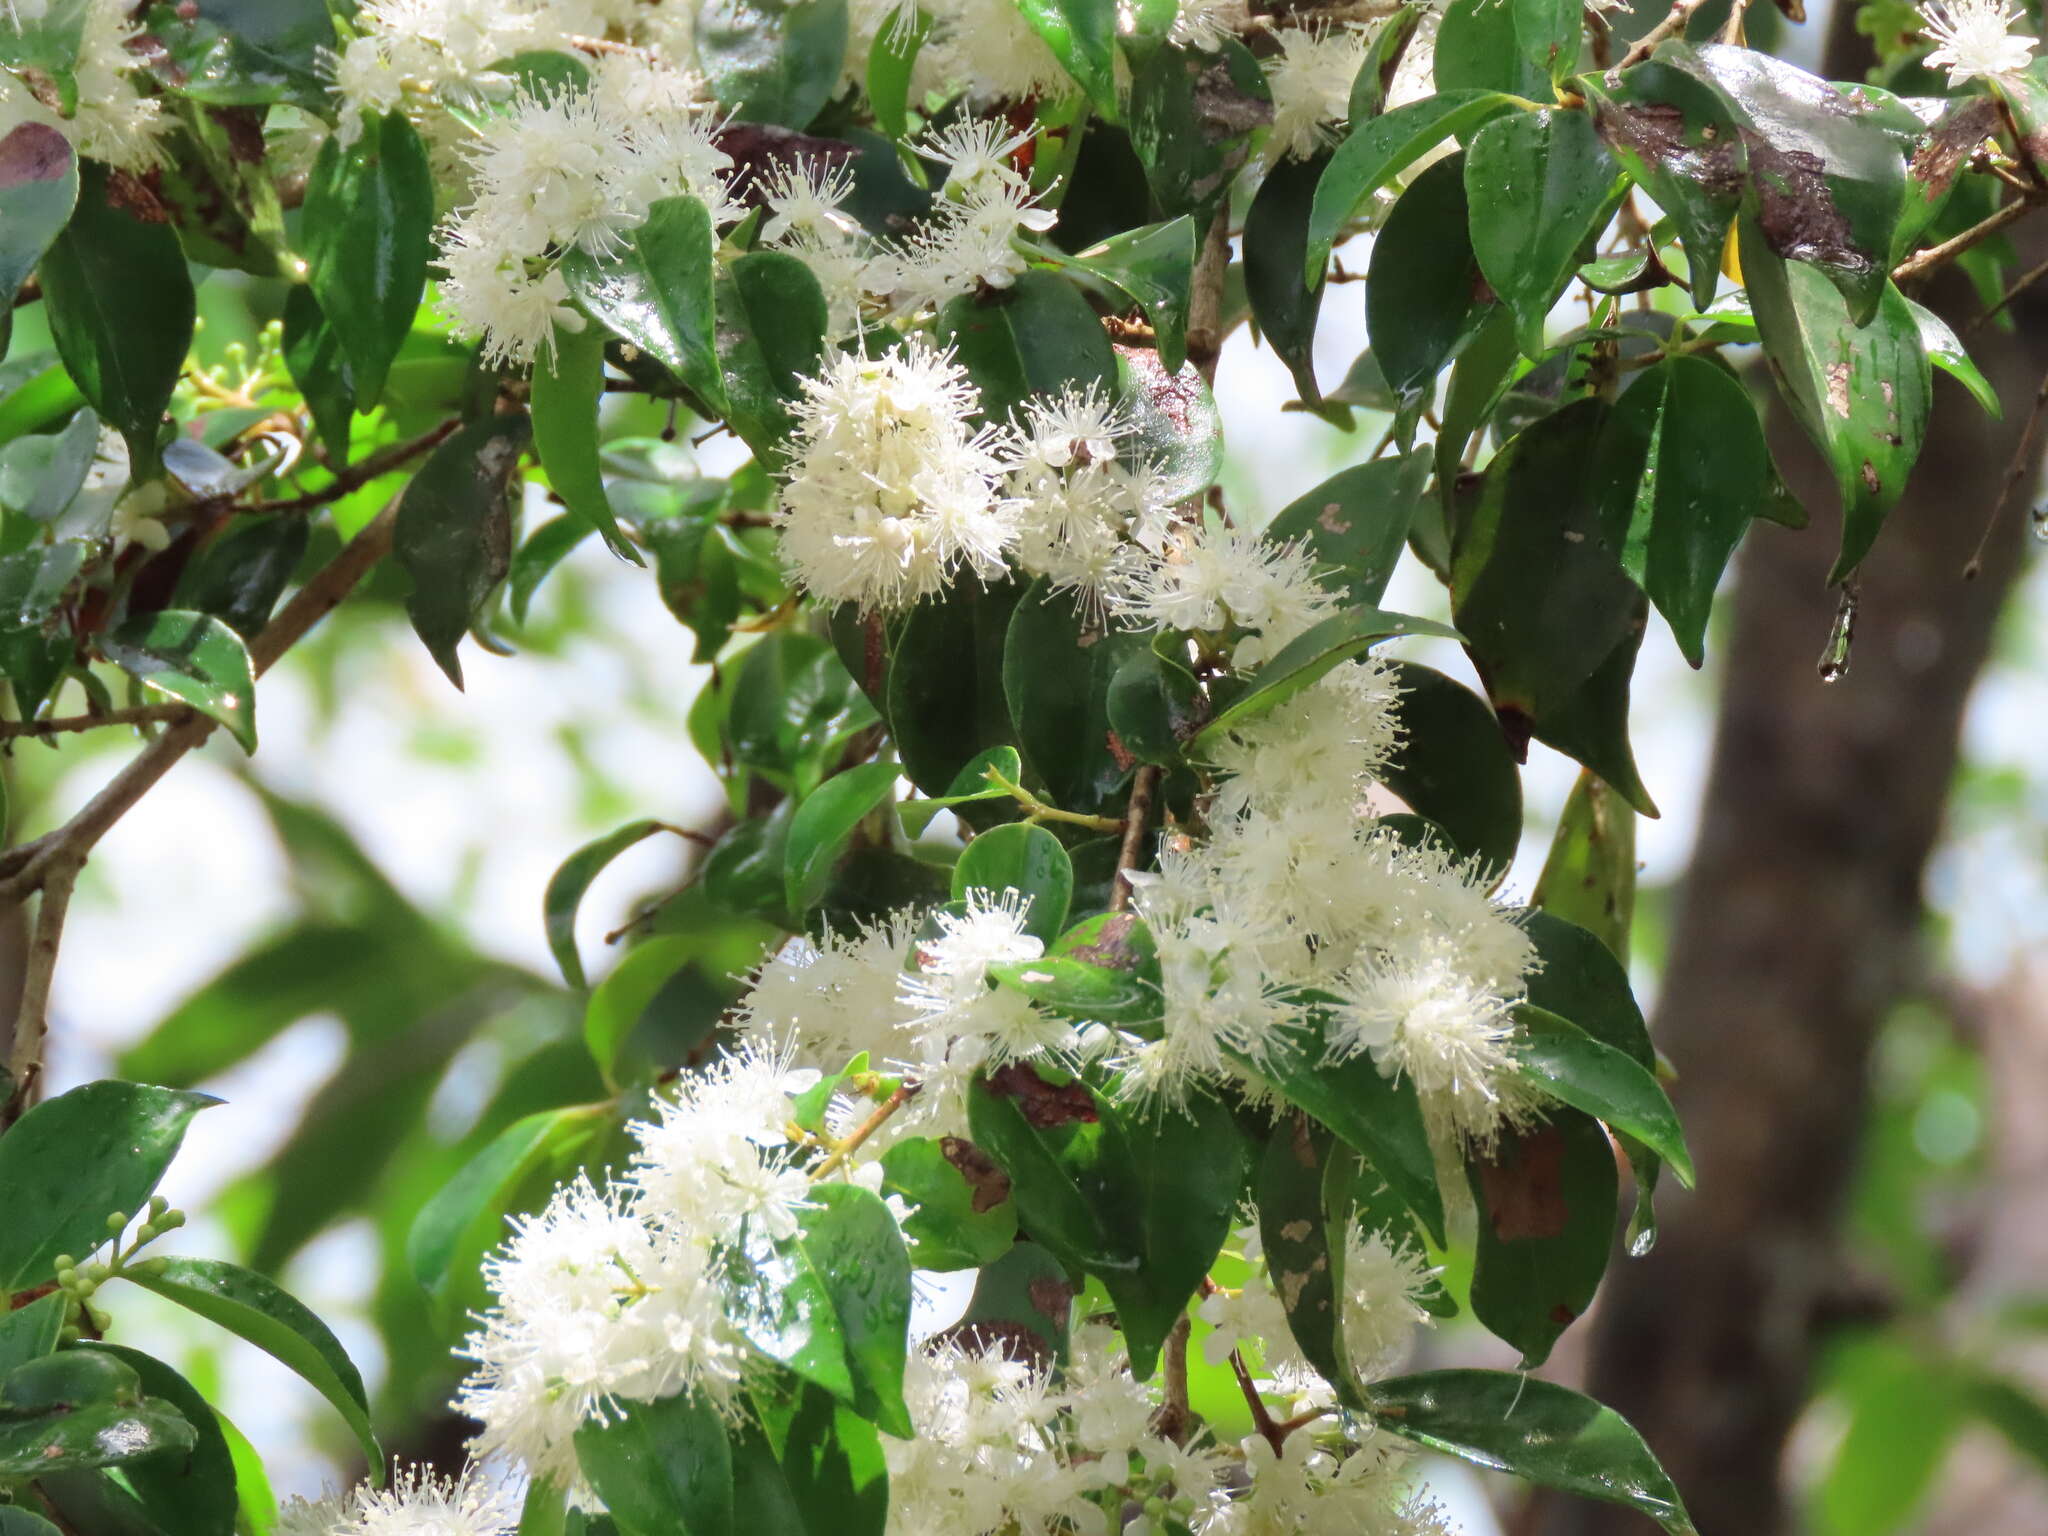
[1526, 25, 2048, 1536]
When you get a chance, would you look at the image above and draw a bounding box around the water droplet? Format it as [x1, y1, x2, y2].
[2031, 504, 2048, 543]
[1816, 584, 1857, 684]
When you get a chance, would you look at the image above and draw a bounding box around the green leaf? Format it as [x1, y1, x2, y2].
[1366, 153, 1492, 406]
[82, 1344, 237, 1536]
[1126, 40, 1266, 224]
[1371, 1369, 1694, 1533]
[1965, 1370, 2048, 1480]
[1347, 6, 1421, 120]
[1526, 596, 1659, 818]
[0, 405, 98, 525]
[879, 1135, 1017, 1270]
[697, 0, 848, 127]
[1256, 1117, 1353, 1398]
[0, 541, 87, 626]
[1228, 1011, 1445, 1246]
[1115, 345, 1222, 503]
[969, 1069, 1245, 1378]
[0, 1293, 64, 1376]
[1305, 91, 1517, 288]
[1906, 295, 1999, 417]
[715, 250, 829, 463]
[1375, 661, 1522, 875]
[395, 412, 532, 689]
[0, 1351, 197, 1479]
[302, 109, 434, 406]
[1003, 580, 1147, 818]
[1604, 354, 1768, 666]
[1819, 1342, 1964, 1536]
[1465, 1109, 1618, 1367]
[1244, 153, 1329, 405]
[994, 909, 1163, 1028]
[897, 746, 1024, 838]
[1465, 108, 1627, 358]
[1432, 0, 1554, 98]
[723, 1184, 913, 1435]
[952, 822, 1074, 942]
[1014, 0, 1114, 114]
[544, 821, 673, 989]
[0, 1082, 217, 1292]
[100, 610, 258, 753]
[753, 1380, 889, 1536]
[575, 1391, 734, 1536]
[563, 195, 727, 416]
[701, 803, 798, 927]
[0, 1509, 62, 1535]
[953, 1240, 1074, 1360]
[1513, 1006, 1691, 1184]
[216, 1411, 275, 1536]
[1105, 646, 1203, 767]
[134, 0, 336, 114]
[0, 126, 78, 319]
[584, 935, 701, 1085]
[38, 163, 195, 475]
[280, 287, 353, 464]
[127, 1257, 381, 1478]
[787, 762, 900, 913]
[1195, 606, 1461, 749]
[1050, 216, 1197, 375]
[510, 515, 594, 625]
[183, 514, 309, 640]
[1265, 450, 1429, 609]
[865, 5, 931, 141]
[1522, 909, 1648, 1062]
[885, 579, 1021, 797]
[532, 320, 639, 562]
[937, 271, 1117, 427]
[0, 0, 90, 99]
[1741, 226, 1929, 582]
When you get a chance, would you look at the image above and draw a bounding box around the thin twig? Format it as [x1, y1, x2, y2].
[1894, 196, 2040, 285]
[246, 418, 461, 515]
[810, 1083, 919, 1180]
[1151, 1313, 1195, 1443]
[1613, 0, 1712, 70]
[1109, 765, 1160, 915]
[0, 704, 190, 741]
[1, 855, 79, 1129]
[1718, 0, 1752, 43]
[1973, 250, 2048, 331]
[1964, 363, 2048, 579]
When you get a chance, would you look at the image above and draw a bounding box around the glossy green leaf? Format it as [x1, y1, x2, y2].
[938, 271, 1117, 427]
[1367, 153, 1491, 405]
[302, 109, 433, 406]
[1115, 344, 1222, 503]
[0, 125, 77, 318]
[1053, 216, 1197, 374]
[897, 745, 1024, 837]
[184, 514, 309, 640]
[1522, 910, 1649, 1064]
[1195, 606, 1461, 749]
[866, 4, 931, 140]
[1370, 1369, 1694, 1533]
[1244, 152, 1329, 405]
[510, 514, 594, 625]
[395, 412, 532, 689]
[1514, 1005, 1691, 1184]
[0, 1351, 198, 1479]
[128, 1257, 381, 1477]
[134, 0, 335, 114]
[575, 1390, 734, 1536]
[715, 250, 829, 463]
[1266, 450, 1430, 609]
[83, 1344, 237, 1536]
[1256, 1117, 1352, 1398]
[1741, 225, 1929, 582]
[1375, 661, 1522, 874]
[1528, 594, 1658, 817]
[1347, 5, 1422, 120]
[952, 822, 1074, 942]
[1432, 0, 1554, 98]
[787, 762, 900, 913]
[0, 1293, 64, 1376]
[1003, 580, 1147, 818]
[280, 287, 353, 463]
[101, 610, 258, 753]
[697, 0, 849, 128]
[1605, 355, 1769, 666]
[1105, 646, 1203, 767]
[545, 821, 672, 989]
[702, 799, 798, 926]
[532, 319, 638, 562]
[1465, 108, 1627, 359]
[969, 1068, 1245, 1377]
[0, 1, 90, 101]
[583, 934, 702, 1084]
[992, 950, 1162, 1027]
[1305, 91, 1517, 288]
[1228, 1010, 1445, 1246]
[885, 579, 1020, 797]
[879, 1135, 1018, 1270]
[1906, 295, 1999, 417]
[38, 163, 196, 475]
[0, 1081, 218, 1292]
[0, 540, 87, 627]
[563, 195, 727, 416]
[753, 1379, 889, 1536]
[1014, 0, 1115, 114]
[1126, 40, 1266, 223]
[953, 1240, 1074, 1360]
[0, 405, 96, 526]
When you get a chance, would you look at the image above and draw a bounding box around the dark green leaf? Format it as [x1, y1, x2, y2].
[697, 0, 848, 126]
[0, 406, 98, 525]
[1049, 216, 1197, 375]
[715, 250, 829, 463]
[1195, 606, 1461, 749]
[136, 0, 335, 113]
[510, 514, 593, 624]
[1367, 153, 1491, 406]
[0, 1351, 197, 1479]
[182, 515, 309, 640]
[0, 1082, 217, 1292]
[938, 271, 1117, 427]
[1003, 580, 1146, 817]
[1266, 450, 1429, 609]
[0, 540, 87, 626]
[82, 1344, 237, 1536]
[753, 1379, 888, 1536]
[952, 822, 1074, 942]
[1527, 596, 1659, 818]
[0, 1509, 62, 1535]
[1244, 153, 1329, 405]
[0, 1293, 64, 1376]
[1105, 646, 1204, 766]
[1522, 908, 1647, 1062]
[897, 746, 1024, 838]
[575, 1391, 734, 1536]
[1465, 108, 1626, 359]
[395, 412, 532, 689]
[879, 1135, 1018, 1270]
[1305, 91, 1517, 287]
[1014, 0, 1115, 114]
[886, 578, 1021, 797]
[702, 801, 798, 927]
[0, 125, 77, 317]
[1740, 225, 1928, 582]
[100, 610, 258, 753]
[128, 1257, 381, 1477]
[1376, 661, 1522, 875]
[38, 164, 195, 475]
[1370, 1369, 1694, 1533]
[1126, 41, 1266, 224]
[545, 821, 675, 989]
[302, 109, 434, 406]
[1431, 0, 1554, 98]
[1256, 1117, 1352, 1397]
[1465, 1109, 1617, 1367]
[951, 1240, 1073, 1361]
[281, 287, 353, 464]
[787, 762, 900, 913]
[1514, 1006, 1690, 1184]
[563, 195, 726, 416]
[532, 319, 639, 561]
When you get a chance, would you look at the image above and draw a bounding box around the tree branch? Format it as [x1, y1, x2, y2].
[1, 855, 78, 1129]
[1894, 196, 2041, 285]
[246, 418, 460, 516]
[0, 704, 189, 741]
[1613, 0, 1713, 71]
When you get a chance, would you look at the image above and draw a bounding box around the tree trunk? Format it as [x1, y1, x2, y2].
[1525, 20, 2048, 1535]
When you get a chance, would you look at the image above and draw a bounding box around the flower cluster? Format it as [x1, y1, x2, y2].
[1918, 0, 2037, 85]
[275, 1466, 514, 1536]
[0, 0, 164, 170]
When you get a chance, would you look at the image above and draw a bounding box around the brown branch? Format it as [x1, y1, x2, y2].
[1109, 765, 1159, 914]
[246, 418, 460, 515]
[1613, 0, 1713, 70]
[0, 704, 189, 741]
[1894, 196, 2041, 285]
[1973, 249, 2048, 330]
[1, 855, 78, 1130]
[1963, 363, 2048, 579]
[1150, 1313, 1195, 1443]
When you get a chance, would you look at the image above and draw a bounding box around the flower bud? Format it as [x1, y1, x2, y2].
[105, 1211, 128, 1234]
[52, 1255, 74, 1272]
[147, 1195, 169, 1220]
[136, 1224, 158, 1244]
[86, 1305, 111, 1334]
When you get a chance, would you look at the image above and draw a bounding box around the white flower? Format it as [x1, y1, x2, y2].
[738, 910, 922, 1072]
[1165, 0, 1250, 51]
[276, 1492, 357, 1536]
[914, 0, 1075, 107]
[0, 0, 164, 169]
[1338, 1222, 1438, 1383]
[1111, 524, 1337, 657]
[904, 886, 1044, 1010]
[759, 157, 862, 245]
[1920, 0, 2036, 85]
[1205, 659, 1404, 825]
[1263, 25, 1375, 164]
[774, 342, 1020, 610]
[339, 1464, 517, 1536]
[629, 1042, 815, 1238]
